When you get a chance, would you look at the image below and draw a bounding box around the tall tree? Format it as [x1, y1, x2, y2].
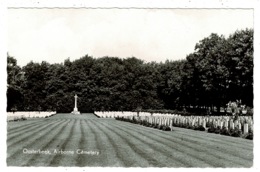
[7, 54, 24, 111]
[7, 29, 253, 113]
[193, 33, 229, 112]
[225, 29, 253, 107]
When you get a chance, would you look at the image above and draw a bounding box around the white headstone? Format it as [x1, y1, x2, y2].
[234, 120, 238, 127]
[217, 120, 221, 127]
[198, 117, 202, 126]
[230, 121, 234, 130]
[170, 119, 173, 131]
[224, 120, 229, 128]
[192, 119, 195, 126]
[244, 123, 249, 134]
[202, 119, 206, 128]
[220, 121, 223, 129]
[238, 122, 242, 130]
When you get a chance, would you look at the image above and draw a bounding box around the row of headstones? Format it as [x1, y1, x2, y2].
[171, 116, 253, 134]
[125, 115, 174, 131]
[96, 111, 253, 134]
[94, 111, 181, 118]
[95, 111, 253, 122]
[204, 116, 253, 125]
[122, 115, 252, 134]
[7, 111, 56, 120]
[95, 111, 138, 118]
[96, 111, 253, 126]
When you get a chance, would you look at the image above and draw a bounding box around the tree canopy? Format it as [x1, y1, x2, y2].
[7, 29, 253, 114]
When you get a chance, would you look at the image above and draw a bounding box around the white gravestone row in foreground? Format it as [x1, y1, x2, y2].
[7, 111, 56, 121]
[94, 111, 253, 134]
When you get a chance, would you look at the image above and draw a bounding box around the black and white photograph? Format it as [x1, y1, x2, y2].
[2, 0, 259, 169]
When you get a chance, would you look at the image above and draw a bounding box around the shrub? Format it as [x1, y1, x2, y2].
[136, 120, 141, 125]
[142, 121, 149, 126]
[220, 127, 231, 136]
[207, 126, 216, 133]
[200, 126, 206, 131]
[21, 116, 27, 121]
[172, 123, 179, 127]
[158, 125, 171, 131]
[245, 133, 253, 140]
[214, 126, 221, 134]
[187, 125, 195, 130]
[148, 123, 153, 128]
[194, 125, 206, 131]
[230, 127, 242, 137]
[193, 126, 199, 130]
[179, 123, 188, 128]
[162, 125, 171, 131]
[229, 129, 234, 135]
[245, 129, 253, 140]
[206, 122, 211, 128]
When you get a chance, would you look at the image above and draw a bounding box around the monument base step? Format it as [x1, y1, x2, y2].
[71, 111, 81, 115]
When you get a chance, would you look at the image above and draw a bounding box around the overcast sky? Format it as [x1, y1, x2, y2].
[8, 9, 253, 66]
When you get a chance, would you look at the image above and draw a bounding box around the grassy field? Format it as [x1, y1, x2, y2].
[7, 113, 253, 167]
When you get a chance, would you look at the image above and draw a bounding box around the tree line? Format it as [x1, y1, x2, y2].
[7, 29, 253, 114]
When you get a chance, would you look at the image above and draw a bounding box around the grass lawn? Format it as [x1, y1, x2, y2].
[7, 113, 253, 167]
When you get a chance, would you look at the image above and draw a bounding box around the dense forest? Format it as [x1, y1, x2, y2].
[7, 29, 253, 114]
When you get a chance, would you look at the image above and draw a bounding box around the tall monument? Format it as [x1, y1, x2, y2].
[71, 94, 80, 115]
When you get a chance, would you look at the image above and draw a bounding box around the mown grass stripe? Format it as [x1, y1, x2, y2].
[122, 120, 252, 151]
[120, 121, 253, 159]
[7, 119, 64, 149]
[7, 119, 67, 166]
[108, 120, 210, 167]
[48, 119, 77, 166]
[22, 119, 72, 166]
[75, 119, 102, 167]
[91, 120, 126, 166]
[113, 120, 252, 167]
[86, 119, 124, 167]
[172, 126, 253, 148]
[104, 120, 220, 167]
[92, 120, 149, 167]
[176, 127, 252, 146]
[53, 119, 81, 166]
[150, 127, 253, 162]
[119, 121, 251, 166]
[7, 119, 47, 132]
[75, 119, 89, 166]
[23, 119, 72, 166]
[7, 119, 63, 142]
[75, 120, 85, 166]
[98, 120, 190, 167]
